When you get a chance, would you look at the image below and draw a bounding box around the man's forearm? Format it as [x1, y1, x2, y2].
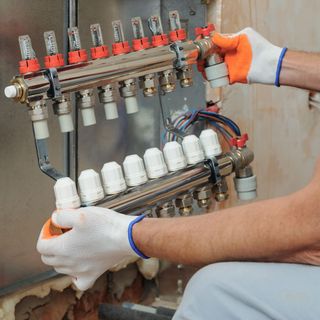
[280, 50, 320, 91]
[133, 184, 320, 265]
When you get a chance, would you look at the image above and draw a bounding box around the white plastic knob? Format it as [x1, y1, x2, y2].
[125, 96, 139, 114]
[123, 154, 148, 187]
[33, 120, 50, 140]
[200, 129, 222, 158]
[182, 135, 205, 165]
[163, 141, 187, 172]
[137, 258, 160, 280]
[143, 148, 168, 179]
[58, 114, 74, 133]
[81, 108, 96, 126]
[4, 85, 18, 98]
[104, 102, 119, 120]
[101, 161, 126, 194]
[54, 177, 81, 209]
[78, 169, 104, 205]
[234, 175, 257, 201]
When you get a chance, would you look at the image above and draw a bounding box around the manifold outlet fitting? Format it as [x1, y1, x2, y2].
[119, 78, 139, 114]
[205, 54, 229, 88]
[156, 201, 175, 218]
[140, 73, 157, 97]
[193, 184, 212, 208]
[214, 178, 229, 202]
[175, 193, 193, 216]
[98, 84, 119, 120]
[159, 69, 176, 93]
[76, 89, 96, 126]
[234, 166, 257, 201]
[177, 65, 193, 88]
[53, 93, 74, 133]
[28, 100, 50, 140]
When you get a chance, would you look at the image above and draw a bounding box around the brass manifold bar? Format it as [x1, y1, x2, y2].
[9, 39, 213, 104]
[96, 147, 254, 215]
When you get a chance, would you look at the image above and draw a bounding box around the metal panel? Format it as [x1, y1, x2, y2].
[0, 0, 65, 291]
[77, 0, 206, 174]
[0, 0, 207, 293]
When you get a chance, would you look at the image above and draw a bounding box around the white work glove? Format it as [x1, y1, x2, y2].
[37, 207, 147, 291]
[212, 27, 287, 85]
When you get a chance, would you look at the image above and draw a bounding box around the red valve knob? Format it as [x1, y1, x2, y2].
[90, 45, 109, 60]
[230, 137, 237, 147]
[195, 23, 215, 38]
[44, 54, 65, 68]
[132, 37, 151, 51]
[239, 133, 249, 147]
[112, 41, 131, 56]
[230, 133, 249, 148]
[19, 58, 41, 74]
[206, 102, 220, 114]
[151, 34, 169, 47]
[169, 29, 187, 42]
[68, 49, 88, 64]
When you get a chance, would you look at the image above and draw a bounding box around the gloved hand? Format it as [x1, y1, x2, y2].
[37, 207, 147, 291]
[212, 27, 287, 85]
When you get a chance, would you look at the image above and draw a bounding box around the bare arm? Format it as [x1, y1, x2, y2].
[280, 50, 320, 91]
[133, 163, 320, 265]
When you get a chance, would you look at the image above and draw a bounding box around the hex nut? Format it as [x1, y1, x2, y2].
[175, 194, 193, 208]
[156, 203, 175, 218]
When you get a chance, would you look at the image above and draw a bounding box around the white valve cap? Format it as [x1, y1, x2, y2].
[54, 177, 81, 209]
[101, 161, 126, 194]
[104, 102, 119, 120]
[209, 76, 230, 88]
[123, 154, 148, 187]
[200, 129, 222, 158]
[163, 141, 187, 172]
[143, 148, 168, 179]
[4, 85, 18, 98]
[58, 114, 74, 133]
[33, 120, 50, 140]
[182, 135, 205, 165]
[205, 62, 229, 88]
[137, 258, 160, 280]
[81, 108, 96, 126]
[78, 169, 104, 205]
[125, 96, 139, 114]
[234, 175, 257, 201]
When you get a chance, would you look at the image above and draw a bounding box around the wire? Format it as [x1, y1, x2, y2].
[207, 121, 233, 146]
[199, 111, 241, 136]
[200, 115, 234, 137]
[161, 107, 241, 146]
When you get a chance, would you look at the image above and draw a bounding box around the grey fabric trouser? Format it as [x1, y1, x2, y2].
[173, 262, 320, 320]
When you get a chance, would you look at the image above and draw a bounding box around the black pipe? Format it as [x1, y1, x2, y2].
[99, 303, 174, 320]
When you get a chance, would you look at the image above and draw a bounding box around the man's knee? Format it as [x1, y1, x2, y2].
[174, 262, 320, 320]
[173, 262, 236, 320]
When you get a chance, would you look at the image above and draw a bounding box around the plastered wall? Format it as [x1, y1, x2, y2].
[209, 0, 320, 201]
